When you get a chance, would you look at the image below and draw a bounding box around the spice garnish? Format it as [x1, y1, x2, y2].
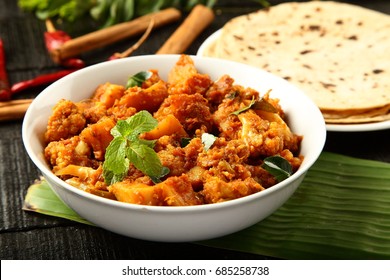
[231, 90, 277, 116]
[103, 111, 170, 185]
[126, 71, 153, 88]
[262, 156, 293, 182]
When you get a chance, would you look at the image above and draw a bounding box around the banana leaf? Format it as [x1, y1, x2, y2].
[23, 152, 390, 259]
[23, 178, 94, 226]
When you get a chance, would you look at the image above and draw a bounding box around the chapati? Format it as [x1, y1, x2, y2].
[203, 1, 390, 123]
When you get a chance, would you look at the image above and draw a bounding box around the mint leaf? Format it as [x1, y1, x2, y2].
[111, 119, 132, 138]
[137, 138, 157, 148]
[103, 111, 170, 185]
[202, 133, 217, 151]
[125, 110, 158, 140]
[126, 71, 152, 88]
[126, 142, 164, 179]
[262, 156, 293, 182]
[103, 137, 129, 185]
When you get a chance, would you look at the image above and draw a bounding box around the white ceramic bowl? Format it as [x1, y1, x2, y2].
[22, 55, 326, 242]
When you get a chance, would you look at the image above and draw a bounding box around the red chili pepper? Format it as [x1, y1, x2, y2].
[0, 38, 12, 101]
[44, 19, 85, 69]
[44, 30, 72, 50]
[10, 69, 77, 94]
[60, 58, 85, 69]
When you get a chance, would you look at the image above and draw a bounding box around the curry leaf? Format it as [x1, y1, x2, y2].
[231, 96, 256, 116]
[181, 137, 191, 148]
[231, 93, 278, 115]
[126, 71, 152, 88]
[262, 156, 293, 182]
[252, 98, 278, 113]
[150, 166, 171, 184]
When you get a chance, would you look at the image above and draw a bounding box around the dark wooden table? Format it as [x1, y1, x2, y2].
[1, 0, 390, 260]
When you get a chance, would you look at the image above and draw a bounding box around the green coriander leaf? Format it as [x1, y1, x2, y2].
[126, 142, 167, 180]
[262, 156, 293, 182]
[126, 71, 152, 89]
[201, 133, 217, 151]
[231, 96, 256, 116]
[103, 137, 129, 185]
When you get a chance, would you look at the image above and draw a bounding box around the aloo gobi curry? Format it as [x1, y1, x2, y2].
[44, 55, 303, 206]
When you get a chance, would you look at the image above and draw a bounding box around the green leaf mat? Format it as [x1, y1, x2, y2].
[23, 178, 94, 226]
[23, 152, 390, 259]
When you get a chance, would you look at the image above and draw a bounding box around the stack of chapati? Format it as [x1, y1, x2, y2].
[203, 1, 390, 124]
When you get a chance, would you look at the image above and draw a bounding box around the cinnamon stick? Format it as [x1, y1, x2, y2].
[0, 99, 32, 121]
[50, 8, 182, 63]
[156, 5, 214, 54]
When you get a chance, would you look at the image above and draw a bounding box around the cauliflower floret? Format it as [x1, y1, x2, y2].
[109, 174, 203, 206]
[115, 80, 168, 113]
[240, 110, 301, 157]
[91, 83, 125, 108]
[204, 74, 235, 108]
[76, 100, 108, 124]
[44, 99, 86, 143]
[154, 93, 213, 135]
[201, 176, 264, 204]
[168, 54, 212, 96]
[44, 136, 98, 172]
[157, 137, 203, 177]
[80, 116, 116, 161]
[197, 138, 250, 169]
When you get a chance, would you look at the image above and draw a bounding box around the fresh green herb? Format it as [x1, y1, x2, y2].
[103, 110, 169, 185]
[231, 92, 278, 116]
[126, 71, 152, 89]
[231, 96, 256, 116]
[180, 137, 191, 148]
[262, 156, 293, 182]
[17, 0, 221, 29]
[18, 0, 95, 22]
[91, 0, 135, 27]
[201, 133, 217, 151]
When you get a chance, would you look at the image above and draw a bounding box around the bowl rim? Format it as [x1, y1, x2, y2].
[22, 54, 326, 214]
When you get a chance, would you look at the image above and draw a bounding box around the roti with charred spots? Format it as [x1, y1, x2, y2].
[203, 1, 390, 124]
